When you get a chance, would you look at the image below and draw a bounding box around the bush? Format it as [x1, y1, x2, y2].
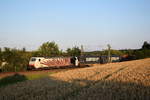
[134, 49, 150, 59]
[0, 48, 32, 72]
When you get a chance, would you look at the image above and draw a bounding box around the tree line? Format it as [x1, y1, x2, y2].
[0, 41, 81, 72]
[84, 41, 150, 60]
[0, 41, 150, 72]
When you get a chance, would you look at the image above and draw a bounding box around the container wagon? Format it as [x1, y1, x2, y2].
[79, 56, 108, 64]
[79, 55, 120, 64]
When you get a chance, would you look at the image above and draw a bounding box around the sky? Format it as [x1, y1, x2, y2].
[0, 0, 150, 51]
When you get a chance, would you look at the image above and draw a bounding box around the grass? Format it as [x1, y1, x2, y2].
[26, 72, 53, 80]
[0, 58, 150, 100]
[0, 72, 53, 88]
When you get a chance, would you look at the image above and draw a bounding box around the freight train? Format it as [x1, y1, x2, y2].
[28, 55, 120, 70]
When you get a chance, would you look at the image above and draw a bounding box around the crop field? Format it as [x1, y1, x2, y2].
[0, 58, 150, 100]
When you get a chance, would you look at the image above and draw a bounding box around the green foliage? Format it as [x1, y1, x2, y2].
[120, 41, 150, 60]
[38, 41, 60, 57]
[110, 50, 123, 56]
[142, 41, 150, 49]
[31, 51, 41, 57]
[121, 41, 150, 59]
[0, 41, 150, 72]
[0, 48, 2, 67]
[120, 49, 135, 56]
[0, 48, 32, 72]
[0, 41, 65, 72]
[134, 50, 145, 59]
[84, 49, 123, 56]
[134, 49, 150, 59]
[101, 49, 123, 56]
[83, 41, 150, 60]
[67, 46, 81, 56]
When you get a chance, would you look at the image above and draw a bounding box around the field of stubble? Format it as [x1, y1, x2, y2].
[0, 58, 150, 100]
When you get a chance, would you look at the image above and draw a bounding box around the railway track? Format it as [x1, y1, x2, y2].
[0, 65, 89, 78]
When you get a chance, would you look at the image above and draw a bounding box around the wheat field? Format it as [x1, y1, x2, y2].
[0, 58, 150, 100]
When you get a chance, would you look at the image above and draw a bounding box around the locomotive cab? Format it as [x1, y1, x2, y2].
[28, 57, 45, 69]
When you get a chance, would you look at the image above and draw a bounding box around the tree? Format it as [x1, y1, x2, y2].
[2, 47, 13, 63]
[142, 41, 150, 49]
[66, 46, 81, 56]
[0, 47, 31, 72]
[38, 41, 60, 57]
[0, 48, 2, 66]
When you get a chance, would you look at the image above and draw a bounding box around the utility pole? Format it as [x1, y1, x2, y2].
[107, 44, 111, 63]
[80, 45, 84, 64]
[81, 45, 84, 56]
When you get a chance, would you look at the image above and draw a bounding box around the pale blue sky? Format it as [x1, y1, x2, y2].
[0, 0, 150, 51]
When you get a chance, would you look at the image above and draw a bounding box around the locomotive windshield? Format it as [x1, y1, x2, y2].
[30, 58, 36, 61]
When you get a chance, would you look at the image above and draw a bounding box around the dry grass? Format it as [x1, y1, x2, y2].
[68, 59, 150, 100]
[0, 58, 150, 100]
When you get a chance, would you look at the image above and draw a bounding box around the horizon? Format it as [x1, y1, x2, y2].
[0, 0, 150, 51]
[0, 41, 146, 52]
